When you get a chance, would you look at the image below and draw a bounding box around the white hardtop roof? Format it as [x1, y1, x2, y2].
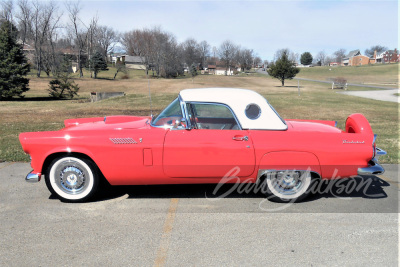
[179, 88, 287, 130]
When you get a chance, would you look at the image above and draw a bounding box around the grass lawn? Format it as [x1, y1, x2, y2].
[1, 71, 398, 164]
[296, 63, 399, 88]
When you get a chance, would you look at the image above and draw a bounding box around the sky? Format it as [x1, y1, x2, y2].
[59, 0, 398, 61]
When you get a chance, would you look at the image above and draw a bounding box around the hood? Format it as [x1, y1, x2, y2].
[64, 116, 151, 131]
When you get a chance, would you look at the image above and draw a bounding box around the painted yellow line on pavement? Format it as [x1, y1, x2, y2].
[0, 162, 15, 170]
[154, 198, 179, 267]
[379, 175, 400, 189]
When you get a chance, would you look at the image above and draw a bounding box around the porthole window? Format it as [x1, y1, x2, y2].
[245, 103, 261, 120]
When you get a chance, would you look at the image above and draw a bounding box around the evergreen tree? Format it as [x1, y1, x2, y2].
[267, 51, 300, 86]
[300, 52, 313, 65]
[190, 63, 197, 83]
[48, 56, 79, 99]
[89, 51, 108, 78]
[0, 21, 30, 99]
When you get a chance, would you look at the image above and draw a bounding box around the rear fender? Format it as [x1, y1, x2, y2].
[257, 151, 321, 181]
[345, 113, 373, 134]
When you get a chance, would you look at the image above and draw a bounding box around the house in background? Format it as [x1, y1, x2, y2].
[111, 55, 146, 70]
[341, 50, 361, 66]
[381, 49, 398, 63]
[348, 54, 372, 66]
[123, 56, 146, 70]
[207, 61, 234, 75]
[342, 48, 399, 66]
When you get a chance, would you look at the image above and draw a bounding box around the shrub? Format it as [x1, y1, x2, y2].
[48, 77, 79, 99]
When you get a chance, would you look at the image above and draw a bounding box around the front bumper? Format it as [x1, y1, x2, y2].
[26, 171, 41, 182]
[357, 147, 386, 175]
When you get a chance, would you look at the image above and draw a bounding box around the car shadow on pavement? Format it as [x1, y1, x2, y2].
[85, 175, 390, 203]
[304, 176, 390, 202]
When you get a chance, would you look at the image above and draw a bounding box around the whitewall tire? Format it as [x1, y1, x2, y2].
[45, 157, 98, 202]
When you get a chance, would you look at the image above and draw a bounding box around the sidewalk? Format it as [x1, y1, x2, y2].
[338, 89, 400, 103]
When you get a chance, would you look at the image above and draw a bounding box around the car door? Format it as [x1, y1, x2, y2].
[163, 102, 255, 178]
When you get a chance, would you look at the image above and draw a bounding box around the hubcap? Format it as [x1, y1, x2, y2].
[54, 161, 89, 195]
[270, 171, 306, 196]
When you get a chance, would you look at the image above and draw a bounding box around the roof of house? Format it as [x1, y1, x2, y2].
[344, 49, 361, 59]
[124, 56, 145, 64]
[179, 88, 287, 130]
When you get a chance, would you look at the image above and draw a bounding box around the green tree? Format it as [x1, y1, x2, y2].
[300, 52, 313, 65]
[48, 57, 79, 99]
[0, 21, 30, 99]
[89, 51, 108, 78]
[190, 63, 197, 83]
[267, 51, 300, 86]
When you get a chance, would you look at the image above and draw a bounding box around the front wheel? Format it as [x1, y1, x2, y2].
[264, 170, 314, 203]
[45, 156, 99, 202]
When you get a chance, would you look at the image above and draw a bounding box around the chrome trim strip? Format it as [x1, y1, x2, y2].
[26, 172, 41, 183]
[178, 94, 191, 129]
[358, 158, 385, 175]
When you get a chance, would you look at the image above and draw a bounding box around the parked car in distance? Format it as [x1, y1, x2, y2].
[19, 88, 386, 202]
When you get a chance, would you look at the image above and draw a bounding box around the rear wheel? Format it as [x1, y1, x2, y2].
[45, 156, 99, 202]
[264, 170, 313, 203]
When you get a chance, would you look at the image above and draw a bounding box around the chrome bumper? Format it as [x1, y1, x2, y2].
[26, 171, 41, 183]
[358, 158, 385, 176]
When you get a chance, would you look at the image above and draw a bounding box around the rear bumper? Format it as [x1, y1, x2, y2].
[26, 171, 41, 183]
[358, 158, 385, 176]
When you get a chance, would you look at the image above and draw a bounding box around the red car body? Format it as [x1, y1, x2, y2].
[19, 88, 386, 202]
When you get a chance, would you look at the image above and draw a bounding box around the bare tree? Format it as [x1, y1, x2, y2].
[315, 51, 326, 66]
[236, 48, 254, 71]
[333, 48, 346, 63]
[96, 25, 119, 61]
[218, 40, 237, 74]
[198, 40, 210, 69]
[66, 1, 86, 78]
[122, 27, 183, 78]
[42, 9, 62, 76]
[16, 0, 32, 46]
[0, 0, 13, 22]
[364, 45, 388, 57]
[274, 48, 298, 63]
[122, 28, 155, 75]
[324, 56, 334, 66]
[181, 38, 200, 67]
[86, 16, 98, 78]
[30, 0, 58, 77]
[254, 56, 262, 68]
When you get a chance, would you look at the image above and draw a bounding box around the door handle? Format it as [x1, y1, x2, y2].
[233, 135, 248, 141]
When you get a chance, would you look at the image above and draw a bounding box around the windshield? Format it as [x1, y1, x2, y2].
[151, 98, 183, 127]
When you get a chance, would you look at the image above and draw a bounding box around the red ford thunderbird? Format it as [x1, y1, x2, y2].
[19, 88, 386, 202]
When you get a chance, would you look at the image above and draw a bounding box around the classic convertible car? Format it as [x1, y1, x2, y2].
[19, 88, 386, 202]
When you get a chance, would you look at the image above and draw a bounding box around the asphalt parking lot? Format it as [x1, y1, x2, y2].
[0, 162, 398, 266]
